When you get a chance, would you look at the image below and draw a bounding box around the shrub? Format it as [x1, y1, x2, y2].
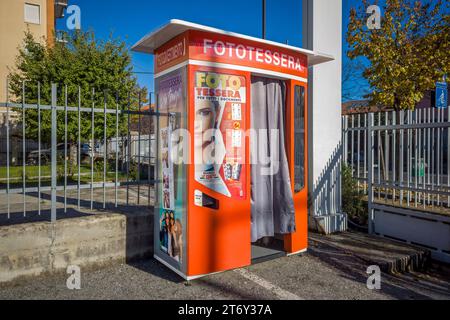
[341, 164, 367, 225]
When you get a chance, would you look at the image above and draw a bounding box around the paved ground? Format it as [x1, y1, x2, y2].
[1, 186, 449, 300]
[1, 238, 449, 300]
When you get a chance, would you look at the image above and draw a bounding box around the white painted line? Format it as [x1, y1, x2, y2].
[287, 248, 307, 257]
[234, 268, 303, 300]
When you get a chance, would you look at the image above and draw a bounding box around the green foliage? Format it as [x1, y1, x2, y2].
[20, 168, 30, 182]
[341, 165, 367, 225]
[8, 31, 147, 143]
[57, 153, 66, 180]
[93, 159, 105, 174]
[347, 0, 450, 110]
[93, 158, 116, 173]
[128, 162, 138, 181]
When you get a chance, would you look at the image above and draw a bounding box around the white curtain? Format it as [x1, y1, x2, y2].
[250, 76, 296, 243]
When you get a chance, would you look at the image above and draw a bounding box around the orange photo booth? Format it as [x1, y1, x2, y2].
[132, 20, 333, 280]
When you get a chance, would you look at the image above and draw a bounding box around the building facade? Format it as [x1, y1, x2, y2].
[342, 87, 450, 116]
[0, 0, 69, 104]
[1, 0, 51, 103]
[303, 0, 346, 234]
[0, 0, 67, 164]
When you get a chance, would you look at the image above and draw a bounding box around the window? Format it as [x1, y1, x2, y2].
[294, 85, 305, 192]
[24, 3, 40, 24]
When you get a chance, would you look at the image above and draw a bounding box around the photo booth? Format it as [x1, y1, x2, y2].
[132, 20, 333, 280]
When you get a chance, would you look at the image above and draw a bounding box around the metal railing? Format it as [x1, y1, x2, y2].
[343, 107, 450, 226]
[0, 81, 157, 223]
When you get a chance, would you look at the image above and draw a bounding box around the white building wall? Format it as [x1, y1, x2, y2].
[303, 0, 347, 233]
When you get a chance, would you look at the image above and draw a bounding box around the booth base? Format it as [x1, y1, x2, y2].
[251, 239, 308, 264]
[154, 254, 233, 281]
[154, 255, 189, 280]
[155, 246, 307, 280]
[251, 246, 285, 265]
[251, 238, 285, 265]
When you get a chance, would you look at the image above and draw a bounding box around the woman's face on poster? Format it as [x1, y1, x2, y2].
[194, 99, 217, 148]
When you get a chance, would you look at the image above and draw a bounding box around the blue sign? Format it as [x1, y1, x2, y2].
[436, 82, 448, 109]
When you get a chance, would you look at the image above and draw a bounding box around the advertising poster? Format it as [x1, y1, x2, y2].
[194, 71, 247, 199]
[157, 71, 185, 266]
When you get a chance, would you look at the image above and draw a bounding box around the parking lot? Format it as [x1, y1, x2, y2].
[1, 235, 449, 300]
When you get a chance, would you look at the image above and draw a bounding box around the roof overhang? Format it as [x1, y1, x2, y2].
[54, 1, 68, 19]
[131, 19, 334, 67]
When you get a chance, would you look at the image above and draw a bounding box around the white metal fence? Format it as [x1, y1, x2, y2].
[311, 142, 347, 234]
[343, 108, 450, 262]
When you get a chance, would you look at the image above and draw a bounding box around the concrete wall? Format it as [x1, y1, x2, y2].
[303, 0, 347, 233]
[0, 211, 153, 284]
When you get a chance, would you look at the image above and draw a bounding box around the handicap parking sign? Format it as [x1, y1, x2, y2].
[436, 82, 448, 109]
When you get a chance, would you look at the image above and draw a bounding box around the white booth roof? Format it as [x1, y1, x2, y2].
[132, 19, 334, 67]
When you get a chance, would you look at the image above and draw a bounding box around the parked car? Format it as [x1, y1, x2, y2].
[27, 143, 68, 165]
[81, 143, 94, 157]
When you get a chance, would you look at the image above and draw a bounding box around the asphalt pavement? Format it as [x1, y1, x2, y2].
[1, 238, 449, 300]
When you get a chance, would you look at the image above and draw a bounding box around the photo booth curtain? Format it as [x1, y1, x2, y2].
[250, 76, 296, 243]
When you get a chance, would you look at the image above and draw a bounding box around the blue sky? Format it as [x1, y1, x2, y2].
[56, 0, 366, 102]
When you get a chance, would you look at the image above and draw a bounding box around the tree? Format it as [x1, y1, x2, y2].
[8, 31, 147, 174]
[347, 0, 450, 110]
[342, 58, 371, 102]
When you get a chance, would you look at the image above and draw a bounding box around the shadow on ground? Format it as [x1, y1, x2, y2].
[308, 236, 450, 300]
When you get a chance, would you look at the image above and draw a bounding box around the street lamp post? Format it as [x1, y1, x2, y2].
[262, 0, 266, 39]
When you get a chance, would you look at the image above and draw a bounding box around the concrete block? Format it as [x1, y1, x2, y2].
[0, 210, 153, 284]
[309, 213, 348, 234]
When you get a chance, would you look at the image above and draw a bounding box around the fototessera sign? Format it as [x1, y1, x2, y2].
[155, 30, 308, 79]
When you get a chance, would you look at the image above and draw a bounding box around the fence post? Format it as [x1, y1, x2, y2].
[368, 112, 374, 234]
[6, 77, 10, 218]
[51, 83, 57, 222]
[399, 110, 404, 204]
[22, 81, 26, 217]
[342, 115, 347, 164]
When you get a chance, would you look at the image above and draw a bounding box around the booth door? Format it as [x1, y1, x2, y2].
[284, 82, 308, 253]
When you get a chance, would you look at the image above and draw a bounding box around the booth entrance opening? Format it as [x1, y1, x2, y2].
[250, 76, 292, 263]
[132, 19, 333, 280]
